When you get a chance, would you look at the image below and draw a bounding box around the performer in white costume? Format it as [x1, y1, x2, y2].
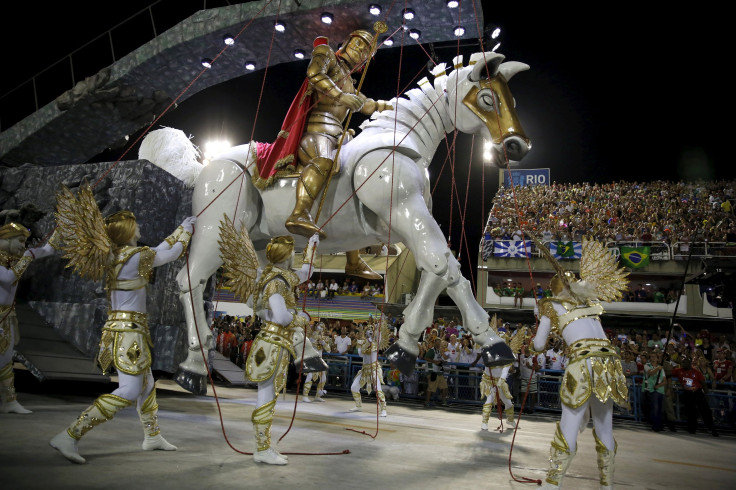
[302, 322, 330, 403]
[0, 222, 58, 414]
[473, 316, 522, 430]
[349, 319, 389, 417]
[532, 238, 629, 490]
[218, 223, 326, 466]
[49, 185, 195, 464]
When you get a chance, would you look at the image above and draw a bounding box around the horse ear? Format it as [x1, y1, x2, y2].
[498, 61, 530, 81]
[469, 52, 505, 81]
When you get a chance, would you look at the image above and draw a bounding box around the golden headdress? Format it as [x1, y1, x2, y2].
[55, 183, 113, 281]
[104, 210, 135, 225]
[368, 315, 391, 352]
[0, 222, 30, 240]
[531, 235, 629, 303]
[217, 214, 258, 303]
[266, 235, 294, 264]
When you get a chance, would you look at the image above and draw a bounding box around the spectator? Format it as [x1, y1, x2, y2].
[671, 357, 718, 436]
[423, 338, 449, 407]
[713, 348, 733, 386]
[334, 328, 351, 355]
[621, 351, 638, 377]
[643, 352, 667, 432]
[518, 344, 544, 413]
[513, 282, 525, 308]
[327, 279, 338, 299]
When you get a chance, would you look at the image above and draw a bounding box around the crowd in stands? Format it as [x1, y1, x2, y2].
[486, 179, 736, 244]
[490, 281, 684, 305]
[300, 278, 384, 300]
[211, 309, 734, 431]
[213, 315, 259, 367]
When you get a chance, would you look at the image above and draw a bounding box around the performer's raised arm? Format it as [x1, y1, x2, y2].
[153, 216, 197, 266]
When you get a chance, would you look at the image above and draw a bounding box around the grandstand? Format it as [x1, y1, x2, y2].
[475, 178, 736, 331]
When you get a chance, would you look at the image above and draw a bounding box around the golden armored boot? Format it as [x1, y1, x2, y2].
[285, 157, 332, 239]
[315, 377, 326, 402]
[252, 399, 287, 465]
[480, 403, 492, 430]
[377, 390, 387, 417]
[302, 373, 316, 402]
[349, 391, 362, 412]
[345, 250, 382, 280]
[505, 407, 516, 427]
[0, 363, 30, 414]
[139, 389, 177, 451]
[543, 422, 576, 489]
[50, 394, 133, 464]
[594, 428, 617, 490]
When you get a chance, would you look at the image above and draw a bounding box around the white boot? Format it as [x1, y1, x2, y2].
[49, 431, 86, 464]
[302, 396, 312, 403]
[142, 434, 177, 451]
[253, 448, 287, 465]
[380, 409, 387, 417]
[481, 423, 488, 431]
[1, 400, 32, 414]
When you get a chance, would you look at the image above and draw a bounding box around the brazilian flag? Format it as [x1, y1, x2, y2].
[620, 246, 651, 268]
[556, 241, 575, 258]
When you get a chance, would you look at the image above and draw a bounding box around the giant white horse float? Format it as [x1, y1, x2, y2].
[151, 51, 531, 395]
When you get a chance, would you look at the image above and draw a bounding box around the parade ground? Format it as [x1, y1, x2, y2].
[2, 369, 735, 489]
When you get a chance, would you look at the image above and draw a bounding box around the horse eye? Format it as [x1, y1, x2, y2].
[477, 88, 498, 113]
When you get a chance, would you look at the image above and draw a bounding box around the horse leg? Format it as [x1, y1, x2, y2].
[354, 150, 456, 374]
[444, 261, 514, 367]
[175, 153, 258, 395]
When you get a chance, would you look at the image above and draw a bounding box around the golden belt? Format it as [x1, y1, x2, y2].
[567, 338, 618, 363]
[108, 310, 148, 326]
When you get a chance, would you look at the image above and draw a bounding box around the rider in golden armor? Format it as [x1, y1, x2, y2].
[285, 29, 392, 280]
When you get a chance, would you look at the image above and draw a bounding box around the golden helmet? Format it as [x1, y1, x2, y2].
[0, 222, 31, 240]
[266, 235, 295, 264]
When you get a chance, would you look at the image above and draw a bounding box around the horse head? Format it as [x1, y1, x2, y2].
[444, 52, 531, 167]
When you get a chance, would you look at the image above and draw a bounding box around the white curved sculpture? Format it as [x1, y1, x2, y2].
[166, 52, 532, 394]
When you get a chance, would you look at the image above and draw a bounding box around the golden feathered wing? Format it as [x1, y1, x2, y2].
[376, 317, 391, 352]
[218, 215, 258, 303]
[579, 237, 629, 302]
[54, 183, 112, 281]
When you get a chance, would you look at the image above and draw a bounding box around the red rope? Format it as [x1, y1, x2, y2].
[469, 0, 542, 484]
[185, 231, 349, 456]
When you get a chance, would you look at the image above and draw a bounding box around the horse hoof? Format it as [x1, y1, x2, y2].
[174, 368, 208, 396]
[298, 357, 328, 373]
[480, 342, 515, 367]
[385, 343, 416, 376]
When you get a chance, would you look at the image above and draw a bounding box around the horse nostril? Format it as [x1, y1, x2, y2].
[506, 140, 520, 155]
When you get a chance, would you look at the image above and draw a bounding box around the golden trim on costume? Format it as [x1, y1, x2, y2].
[546, 421, 575, 486]
[559, 338, 628, 409]
[67, 393, 133, 440]
[251, 399, 277, 451]
[0, 305, 17, 354]
[98, 310, 152, 375]
[593, 428, 617, 486]
[480, 371, 513, 401]
[9, 255, 32, 284]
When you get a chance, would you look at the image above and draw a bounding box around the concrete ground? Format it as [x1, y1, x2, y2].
[2, 368, 735, 490]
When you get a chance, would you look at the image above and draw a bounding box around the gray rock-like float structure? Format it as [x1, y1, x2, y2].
[1, 160, 213, 374]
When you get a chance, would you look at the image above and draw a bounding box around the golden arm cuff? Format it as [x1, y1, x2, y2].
[10, 255, 33, 284]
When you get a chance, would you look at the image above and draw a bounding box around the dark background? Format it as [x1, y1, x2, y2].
[1, 1, 731, 282]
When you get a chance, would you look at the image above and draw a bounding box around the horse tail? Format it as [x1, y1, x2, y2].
[138, 126, 202, 188]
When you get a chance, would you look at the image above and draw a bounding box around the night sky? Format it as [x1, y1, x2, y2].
[1, 1, 731, 280]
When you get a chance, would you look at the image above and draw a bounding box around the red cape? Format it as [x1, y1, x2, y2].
[252, 79, 311, 189]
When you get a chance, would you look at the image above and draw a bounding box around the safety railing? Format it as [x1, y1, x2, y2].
[319, 355, 736, 429]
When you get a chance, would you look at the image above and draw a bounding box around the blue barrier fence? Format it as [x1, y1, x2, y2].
[320, 353, 736, 428]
